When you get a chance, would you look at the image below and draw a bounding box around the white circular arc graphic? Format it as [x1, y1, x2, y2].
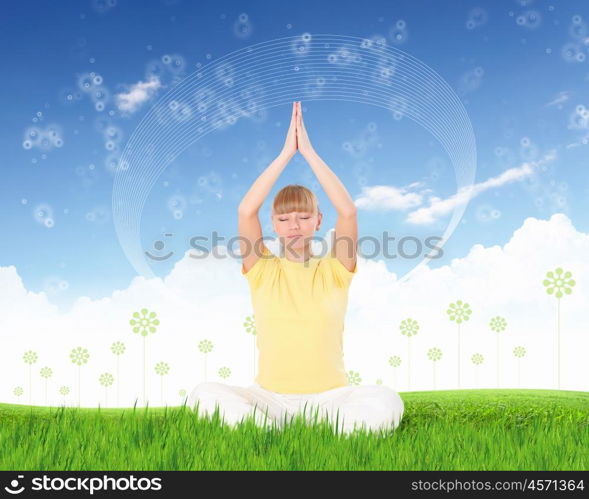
[112, 34, 476, 281]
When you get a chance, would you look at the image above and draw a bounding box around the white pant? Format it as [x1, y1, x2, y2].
[187, 381, 405, 435]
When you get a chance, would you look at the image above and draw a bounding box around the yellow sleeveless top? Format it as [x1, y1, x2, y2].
[242, 244, 357, 393]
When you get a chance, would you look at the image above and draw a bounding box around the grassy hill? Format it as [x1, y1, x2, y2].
[1, 388, 587, 470]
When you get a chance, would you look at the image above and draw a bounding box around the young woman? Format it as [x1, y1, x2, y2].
[188, 102, 405, 435]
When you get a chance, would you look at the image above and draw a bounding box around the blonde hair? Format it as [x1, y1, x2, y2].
[272, 184, 320, 217]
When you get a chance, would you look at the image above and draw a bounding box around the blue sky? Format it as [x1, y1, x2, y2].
[1, 0, 589, 311]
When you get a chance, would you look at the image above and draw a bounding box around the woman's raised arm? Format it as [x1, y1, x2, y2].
[238, 102, 298, 215]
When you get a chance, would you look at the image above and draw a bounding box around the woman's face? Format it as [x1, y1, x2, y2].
[272, 210, 322, 250]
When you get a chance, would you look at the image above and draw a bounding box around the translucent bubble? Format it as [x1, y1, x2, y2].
[86, 211, 96, 222]
[522, 10, 542, 29]
[105, 140, 115, 151]
[302, 32, 312, 42]
[561, 42, 582, 63]
[516, 15, 526, 26]
[93, 75, 103, 85]
[21, 198, 27, 205]
[475, 204, 493, 222]
[59, 280, 69, 291]
[22, 140, 32, 149]
[466, 19, 476, 30]
[396, 19, 406, 29]
[520, 137, 530, 146]
[55, 138, 63, 147]
[234, 20, 252, 38]
[167, 194, 187, 212]
[468, 7, 488, 27]
[173, 209, 183, 220]
[44, 217, 55, 228]
[389, 27, 408, 44]
[95, 102, 105, 111]
[568, 20, 587, 39]
[327, 54, 337, 63]
[238, 12, 248, 23]
[490, 209, 501, 219]
[162, 54, 171, 64]
[572, 14, 583, 25]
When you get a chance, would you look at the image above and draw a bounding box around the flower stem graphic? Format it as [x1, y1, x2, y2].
[198, 340, 213, 382]
[244, 315, 257, 380]
[542, 267, 575, 389]
[69, 346, 89, 407]
[23, 350, 38, 406]
[388, 356, 401, 390]
[514, 346, 526, 387]
[447, 300, 472, 389]
[130, 308, 160, 406]
[427, 348, 442, 390]
[154, 362, 170, 406]
[400, 319, 419, 390]
[489, 316, 507, 388]
[110, 341, 126, 407]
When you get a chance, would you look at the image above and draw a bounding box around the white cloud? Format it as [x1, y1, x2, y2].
[405, 150, 558, 225]
[544, 90, 573, 108]
[1, 213, 588, 409]
[115, 77, 162, 114]
[353, 184, 424, 211]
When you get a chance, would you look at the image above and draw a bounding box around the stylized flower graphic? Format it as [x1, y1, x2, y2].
[130, 307, 161, 406]
[244, 314, 257, 379]
[23, 350, 38, 405]
[129, 308, 160, 336]
[70, 346, 89, 407]
[347, 370, 362, 385]
[59, 385, 70, 406]
[446, 300, 472, 324]
[243, 315, 256, 335]
[198, 339, 213, 353]
[99, 373, 114, 407]
[399, 318, 419, 337]
[70, 347, 89, 366]
[14, 386, 24, 397]
[542, 267, 575, 390]
[218, 366, 231, 380]
[471, 353, 485, 388]
[388, 355, 402, 390]
[99, 373, 114, 387]
[427, 347, 443, 389]
[400, 318, 419, 389]
[154, 362, 170, 406]
[198, 339, 214, 382]
[155, 362, 170, 376]
[23, 351, 38, 365]
[40, 366, 53, 406]
[111, 341, 126, 355]
[489, 316, 507, 332]
[513, 345, 527, 388]
[471, 353, 484, 365]
[447, 299, 473, 389]
[543, 267, 575, 298]
[110, 341, 126, 407]
[489, 315, 508, 388]
[388, 355, 402, 368]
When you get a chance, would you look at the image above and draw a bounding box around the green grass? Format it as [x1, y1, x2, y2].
[1, 389, 587, 470]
